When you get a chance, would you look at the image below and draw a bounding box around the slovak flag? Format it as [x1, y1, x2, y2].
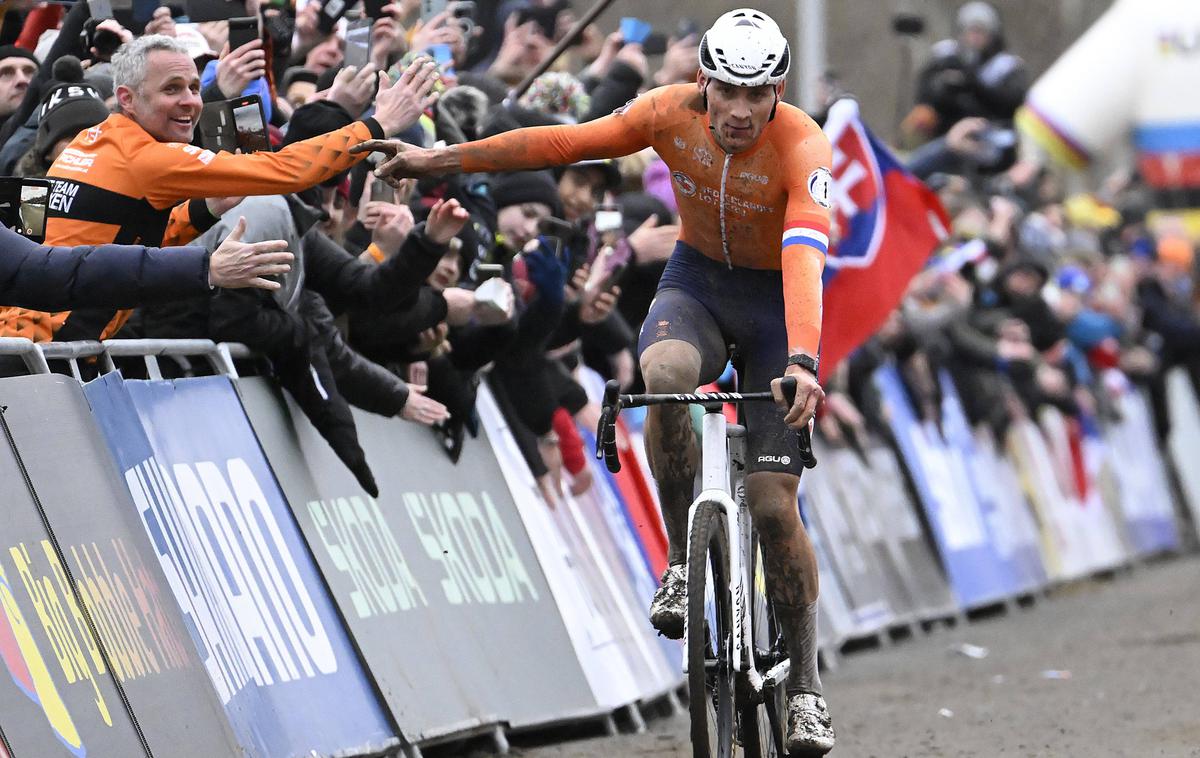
[818, 98, 950, 380]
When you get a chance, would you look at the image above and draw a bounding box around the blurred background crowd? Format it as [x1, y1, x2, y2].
[0, 0, 1195, 505]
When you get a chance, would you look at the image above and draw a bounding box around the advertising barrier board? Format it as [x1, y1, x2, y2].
[84, 373, 397, 758]
[238, 377, 599, 738]
[0, 411, 150, 758]
[873, 365, 1014, 607]
[0, 375, 241, 758]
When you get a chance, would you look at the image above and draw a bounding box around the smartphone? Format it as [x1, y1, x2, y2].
[184, 0, 247, 22]
[427, 42, 453, 71]
[362, 0, 384, 18]
[86, 0, 114, 19]
[369, 176, 393, 203]
[450, 0, 474, 35]
[643, 31, 667, 55]
[231, 94, 271, 153]
[0, 178, 51, 244]
[227, 15, 259, 51]
[475, 262, 504, 281]
[584, 244, 629, 293]
[344, 16, 371, 69]
[131, 0, 159, 27]
[317, 0, 349, 34]
[619, 16, 651, 45]
[594, 205, 622, 233]
[198, 100, 238, 153]
[891, 12, 925, 37]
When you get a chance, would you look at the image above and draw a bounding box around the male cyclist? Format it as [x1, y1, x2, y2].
[353, 9, 836, 752]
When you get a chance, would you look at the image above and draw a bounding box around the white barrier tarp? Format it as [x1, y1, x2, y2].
[864, 445, 959, 620]
[801, 472, 896, 636]
[1167, 368, 1200, 539]
[477, 387, 643, 711]
[819, 444, 917, 623]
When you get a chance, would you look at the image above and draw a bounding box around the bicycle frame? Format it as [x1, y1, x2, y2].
[593, 379, 811, 705]
[682, 408, 791, 699]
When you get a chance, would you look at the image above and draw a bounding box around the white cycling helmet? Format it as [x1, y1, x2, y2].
[698, 8, 791, 88]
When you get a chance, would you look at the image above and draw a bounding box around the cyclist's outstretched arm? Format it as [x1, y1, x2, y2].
[357, 89, 660, 179]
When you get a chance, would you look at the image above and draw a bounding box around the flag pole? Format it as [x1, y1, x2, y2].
[505, 0, 621, 106]
[796, 0, 827, 113]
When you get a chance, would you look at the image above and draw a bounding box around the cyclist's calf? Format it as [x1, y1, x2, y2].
[745, 471, 819, 606]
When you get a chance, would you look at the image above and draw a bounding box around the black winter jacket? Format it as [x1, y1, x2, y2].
[0, 225, 210, 311]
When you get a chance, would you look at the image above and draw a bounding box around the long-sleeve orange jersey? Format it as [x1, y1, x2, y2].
[0, 112, 383, 343]
[457, 84, 833, 357]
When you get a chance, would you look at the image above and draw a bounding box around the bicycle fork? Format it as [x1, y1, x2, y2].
[682, 410, 752, 676]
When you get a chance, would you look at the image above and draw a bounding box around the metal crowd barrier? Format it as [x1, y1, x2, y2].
[0, 337, 250, 380]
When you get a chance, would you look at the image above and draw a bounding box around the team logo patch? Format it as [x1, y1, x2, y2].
[672, 171, 697, 196]
[693, 146, 714, 168]
[808, 167, 833, 209]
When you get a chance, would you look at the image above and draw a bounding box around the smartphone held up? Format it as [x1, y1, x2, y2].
[0, 178, 52, 244]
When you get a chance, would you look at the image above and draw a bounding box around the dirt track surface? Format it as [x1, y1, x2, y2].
[498, 555, 1200, 758]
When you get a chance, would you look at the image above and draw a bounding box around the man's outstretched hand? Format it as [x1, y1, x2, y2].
[208, 217, 293, 291]
[350, 139, 432, 186]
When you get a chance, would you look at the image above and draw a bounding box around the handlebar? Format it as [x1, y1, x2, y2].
[595, 376, 818, 474]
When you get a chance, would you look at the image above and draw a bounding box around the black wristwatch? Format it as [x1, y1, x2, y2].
[786, 353, 820, 378]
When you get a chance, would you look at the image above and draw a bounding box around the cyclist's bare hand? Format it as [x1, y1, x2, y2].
[771, 365, 824, 430]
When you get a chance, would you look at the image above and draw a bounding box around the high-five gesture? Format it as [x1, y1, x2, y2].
[208, 217, 294, 290]
[370, 57, 441, 136]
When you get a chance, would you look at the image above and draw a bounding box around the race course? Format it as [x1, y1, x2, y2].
[492, 555, 1200, 758]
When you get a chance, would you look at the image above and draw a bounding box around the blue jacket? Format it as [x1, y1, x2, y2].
[0, 225, 212, 312]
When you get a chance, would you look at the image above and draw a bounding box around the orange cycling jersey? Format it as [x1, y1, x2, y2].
[456, 84, 833, 357]
[0, 112, 382, 343]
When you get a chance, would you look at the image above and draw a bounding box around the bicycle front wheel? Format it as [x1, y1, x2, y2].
[687, 500, 735, 758]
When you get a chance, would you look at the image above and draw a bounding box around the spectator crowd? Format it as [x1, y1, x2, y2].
[0, 0, 1195, 506]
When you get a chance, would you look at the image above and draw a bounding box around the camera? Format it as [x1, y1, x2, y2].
[450, 1, 475, 37]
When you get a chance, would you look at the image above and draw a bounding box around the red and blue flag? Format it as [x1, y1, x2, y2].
[818, 99, 950, 380]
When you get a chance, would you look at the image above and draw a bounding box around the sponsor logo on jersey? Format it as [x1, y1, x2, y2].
[739, 170, 769, 185]
[674, 136, 687, 151]
[693, 146, 714, 168]
[82, 124, 102, 145]
[808, 167, 833, 209]
[672, 171, 698, 196]
[55, 148, 95, 174]
[756, 455, 791, 466]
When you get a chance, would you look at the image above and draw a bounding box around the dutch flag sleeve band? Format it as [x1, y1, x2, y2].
[782, 225, 830, 256]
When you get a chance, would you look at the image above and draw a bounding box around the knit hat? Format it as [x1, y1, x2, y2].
[0, 45, 40, 68]
[35, 57, 109, 161]
[282, 66, 319, 92]
[492, 170, 562, 216]
[517, 71, 591, 124]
